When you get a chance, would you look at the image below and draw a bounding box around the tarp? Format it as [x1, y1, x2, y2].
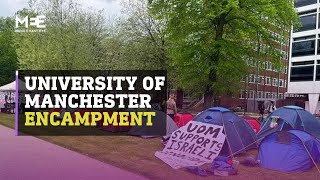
[193, 107, 257, 156]
[259, 130, 320, 172]
[257, 106, 320, 139]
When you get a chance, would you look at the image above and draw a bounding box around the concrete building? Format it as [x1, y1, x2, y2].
[287, 0, 320, 114]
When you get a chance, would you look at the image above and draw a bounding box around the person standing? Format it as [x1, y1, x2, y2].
[258, 103, 265, 121]
[4, 94, 8, 113]
[268, 101, 276, 113]
[167, 94, 177, 119]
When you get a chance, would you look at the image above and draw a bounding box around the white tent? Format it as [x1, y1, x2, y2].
[0, 80, 27, 110]
[0, 81, 15, 91]
[0, 79, 27, 92]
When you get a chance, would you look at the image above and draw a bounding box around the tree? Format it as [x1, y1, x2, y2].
[0, 17, 18, 86]
[15, 0, 107, 70]
[103, 0, 169, 71]
[149, 0, 298, 107]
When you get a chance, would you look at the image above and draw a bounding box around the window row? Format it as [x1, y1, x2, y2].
[291, 39, 320, 57]
[295, 11, 317, 32]
[295, 0, 317, 8]
[253, 44, 288, 59]
[276, 49, 289, 60]
[268, 30, 289, 45]
[244, 74, 287, 87]
[290, 61, 320, 81]
[240, 90, 284, 99]
[246, 59, 288, 73]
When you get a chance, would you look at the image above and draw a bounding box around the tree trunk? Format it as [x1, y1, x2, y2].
[203, 86, 214, 109]
[203, 15, 227, 109]
[203, 92, 213, 109]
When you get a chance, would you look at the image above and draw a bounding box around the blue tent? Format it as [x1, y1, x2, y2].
[257, 106, 320, 139]
[193, 107, 257, 156]
[258, 130, 320, 172]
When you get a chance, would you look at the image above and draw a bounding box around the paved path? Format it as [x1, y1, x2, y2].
[0, 125, 148, 180]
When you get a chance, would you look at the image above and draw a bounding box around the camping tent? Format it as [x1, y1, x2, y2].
[128, 110, 178, 138]
[257, 106, 320, 139]
[193, 107, 257, 156]
[242, 116, 261, 134]
[258, 130, 320, 172]
[174, 113, 194, 127]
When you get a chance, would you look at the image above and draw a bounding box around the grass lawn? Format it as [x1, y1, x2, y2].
[1, 113, 319, 180]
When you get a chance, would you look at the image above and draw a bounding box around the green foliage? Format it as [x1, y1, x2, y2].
[104, 0, 168, 71]
[149, 0, 298, 96]
[0, 17, 18, 86]
[15, 0, 107, 70]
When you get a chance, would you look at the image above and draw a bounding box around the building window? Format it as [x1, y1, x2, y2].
[279, 79, 284, 87]
[248, 91, 255, 99]
[280, 50, 288, 60]
[255, 75, 260, 83]
[273, 78, 278, 86]
[292, 40, 315, 57]
[295, 13, 317, 32]
[316, 65, 320, 81]
[318, 39, 320, 55]
[279, 93, 284, 99]
[266, 62, 272, 70]
[249, 74, 255, 83]
[260, 76, 265, 84]
[292, 60, 314, 66]
[284, 80, 287, 88]
[295, 0, 317, 8]
[285, 66, 288, 74]
[272, 93, 277, 99]
[266, 77, 271, 85]
[265, 92, 273, 99]
[257, 91, 264, 99]
[240, 91, 245, 99]
[290, 64, 314, 82]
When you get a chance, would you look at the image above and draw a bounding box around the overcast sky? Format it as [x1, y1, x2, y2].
[0, 0, 122, 18]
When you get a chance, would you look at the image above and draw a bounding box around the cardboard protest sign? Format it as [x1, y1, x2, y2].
[155, 121, 226, 169]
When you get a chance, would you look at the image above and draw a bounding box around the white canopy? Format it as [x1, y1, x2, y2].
[0, 79, 27, 92]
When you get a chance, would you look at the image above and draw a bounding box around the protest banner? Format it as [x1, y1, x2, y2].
[155, 121, 226, 169]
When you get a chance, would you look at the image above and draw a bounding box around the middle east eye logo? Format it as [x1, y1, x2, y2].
[15, 15, 46, 33]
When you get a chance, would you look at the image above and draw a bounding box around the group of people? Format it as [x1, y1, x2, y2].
[258, 101, 276, 119]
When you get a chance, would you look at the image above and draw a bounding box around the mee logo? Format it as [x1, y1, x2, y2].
[15, 15, 46, 33]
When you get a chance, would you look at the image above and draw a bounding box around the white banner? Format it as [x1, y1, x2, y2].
[155, 121, 226, 169]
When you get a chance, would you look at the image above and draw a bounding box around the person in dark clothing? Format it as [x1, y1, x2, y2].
[258, 103, 265, 120]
